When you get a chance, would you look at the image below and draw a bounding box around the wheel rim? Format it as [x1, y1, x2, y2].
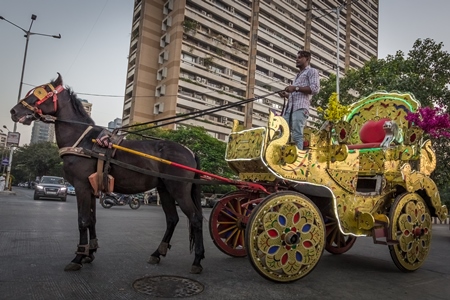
[388, 193, 432, 272]
[245, 191, 325, 283]
[101, 198, 112, 208]
[209, 191, 259, 257]
[130, 199, 140, 209]
[325, 216, 356, 254]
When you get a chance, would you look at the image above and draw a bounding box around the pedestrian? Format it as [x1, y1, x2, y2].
[278, 50, 320, 150]
[144, 190, 150, 205]
[0, 173, 6, 191]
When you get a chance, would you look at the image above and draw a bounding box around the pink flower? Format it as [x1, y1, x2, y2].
[406, 106, 450, 138]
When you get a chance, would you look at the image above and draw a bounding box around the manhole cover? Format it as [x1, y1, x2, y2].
[133, 275, 204, 298]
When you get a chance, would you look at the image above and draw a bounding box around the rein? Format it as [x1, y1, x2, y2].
[82, 148, 231, 186]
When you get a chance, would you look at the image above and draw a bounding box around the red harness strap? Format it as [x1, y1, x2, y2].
[34, 83, 65, 113]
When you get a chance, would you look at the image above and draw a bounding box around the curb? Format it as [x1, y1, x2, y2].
[0, 191, 16, 196]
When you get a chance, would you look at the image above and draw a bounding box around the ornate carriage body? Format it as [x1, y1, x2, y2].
[211, 92, 447, 282]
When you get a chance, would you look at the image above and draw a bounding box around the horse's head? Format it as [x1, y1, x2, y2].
[10, 73, 65, 125]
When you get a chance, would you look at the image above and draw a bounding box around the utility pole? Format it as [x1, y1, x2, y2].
[244, 0, 260, 129]
[302, 3, 345, 100]
[304, 0, 313, 51]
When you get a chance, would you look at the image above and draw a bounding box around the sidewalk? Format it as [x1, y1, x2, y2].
[0, 190, 16, 196]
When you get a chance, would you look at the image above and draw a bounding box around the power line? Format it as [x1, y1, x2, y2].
[22, 73, 289, 100]
[65, 0, 109, 77]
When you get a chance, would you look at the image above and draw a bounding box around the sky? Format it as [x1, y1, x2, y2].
[1, 0, 450, 146]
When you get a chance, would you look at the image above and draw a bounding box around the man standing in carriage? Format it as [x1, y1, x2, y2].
[278, 50, 320, 150]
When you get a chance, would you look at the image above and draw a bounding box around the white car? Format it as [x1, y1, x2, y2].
[67, 184, 76, 195]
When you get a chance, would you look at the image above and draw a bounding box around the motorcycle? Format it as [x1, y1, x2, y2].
[100, 192, 141, 210]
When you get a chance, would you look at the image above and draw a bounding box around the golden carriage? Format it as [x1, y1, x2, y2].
[209, 91, 448, 282]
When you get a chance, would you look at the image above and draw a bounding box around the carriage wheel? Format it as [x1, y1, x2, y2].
[245, 191, 325, 283]
[388, 193, 432, 272]
[209, 191, 259, 257]
[325, 215, 356, 254]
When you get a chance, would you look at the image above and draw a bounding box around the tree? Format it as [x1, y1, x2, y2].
[127, 124, 236, 194]
[313, 38, 450, 194]
[313, 38, 450, 108]
[12, 142, 63, 184]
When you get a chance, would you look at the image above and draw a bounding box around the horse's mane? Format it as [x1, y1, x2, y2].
[68, 88, 95, 125]
[52, 78, 95, 125]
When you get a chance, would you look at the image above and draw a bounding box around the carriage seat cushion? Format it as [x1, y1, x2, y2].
[348, 118, 390, 150]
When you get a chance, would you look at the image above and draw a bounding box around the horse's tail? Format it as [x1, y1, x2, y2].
[189, 154, 202, 252]
[191, 154, 202, 210]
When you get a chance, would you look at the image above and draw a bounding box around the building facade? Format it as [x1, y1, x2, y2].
[0, 132, 6, 149]
[122, 0, 379, 141]
[108, 118, 123, 130]
[30, 121, 55, 144]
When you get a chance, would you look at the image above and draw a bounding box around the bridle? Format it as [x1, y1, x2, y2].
[20, 83, 65, 121]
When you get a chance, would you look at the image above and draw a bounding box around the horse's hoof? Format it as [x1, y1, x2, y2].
[64, 262, 83, 271]
[82, 255, 95, 264]
[147, 256, 160, 265]
[190, 265, 203, 274]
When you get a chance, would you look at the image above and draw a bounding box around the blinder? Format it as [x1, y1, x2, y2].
[21, 83, 64, 120]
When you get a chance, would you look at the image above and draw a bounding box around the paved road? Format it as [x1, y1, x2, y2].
[1, 188, 450, 300]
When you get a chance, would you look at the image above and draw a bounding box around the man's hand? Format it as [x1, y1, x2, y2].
[96, 135, 113, 148]
[284, 85, 297, 93]
[278, 90, 289, 98]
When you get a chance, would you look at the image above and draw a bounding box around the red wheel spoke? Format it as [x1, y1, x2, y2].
[235, 199, 243, 215]
[218, 209, 238, 221]
[232, 229, 242, 248]
[325, 216, 356, 254]
[225, 200, 239, 216]
[219, 224, 237, 236]
[217, 221, 236, 225]
[209, 192, 259, 257]
[225, 228, 239, 244]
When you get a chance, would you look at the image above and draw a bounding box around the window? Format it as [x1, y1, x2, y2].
[162, 16, 172, 31]
[160, 34, 170, 48]
[163, 0, 173, 15]
[155, 85, 166, 97]
[158, 50, 169, 64]
[154, 103, 165, 114]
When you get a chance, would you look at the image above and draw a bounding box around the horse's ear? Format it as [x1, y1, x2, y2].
[54, 73, 63, 86]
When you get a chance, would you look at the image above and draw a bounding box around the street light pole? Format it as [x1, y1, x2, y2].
[0, 14, 61, 190]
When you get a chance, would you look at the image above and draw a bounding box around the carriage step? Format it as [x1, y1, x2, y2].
[371, 222, 397, 245]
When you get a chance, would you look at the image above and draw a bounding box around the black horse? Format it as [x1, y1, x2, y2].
[10, 74, 205, 274]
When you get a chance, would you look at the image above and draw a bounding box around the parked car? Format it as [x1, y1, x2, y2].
[34, 176, 67, 201]
[207, 194, 224, 208]
[66, 184, 76, 195]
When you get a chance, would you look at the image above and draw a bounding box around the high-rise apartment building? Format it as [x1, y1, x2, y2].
[30, 121, 55, 144]
[30, 99, 93, 144]
[80, 99, 93, 117]
[122, 0, 378, 141]
[108, 118, 123, 130]
[0, 132, 6, 148]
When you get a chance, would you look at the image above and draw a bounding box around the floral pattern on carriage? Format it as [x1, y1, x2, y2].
[209, 91, 448, 282]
